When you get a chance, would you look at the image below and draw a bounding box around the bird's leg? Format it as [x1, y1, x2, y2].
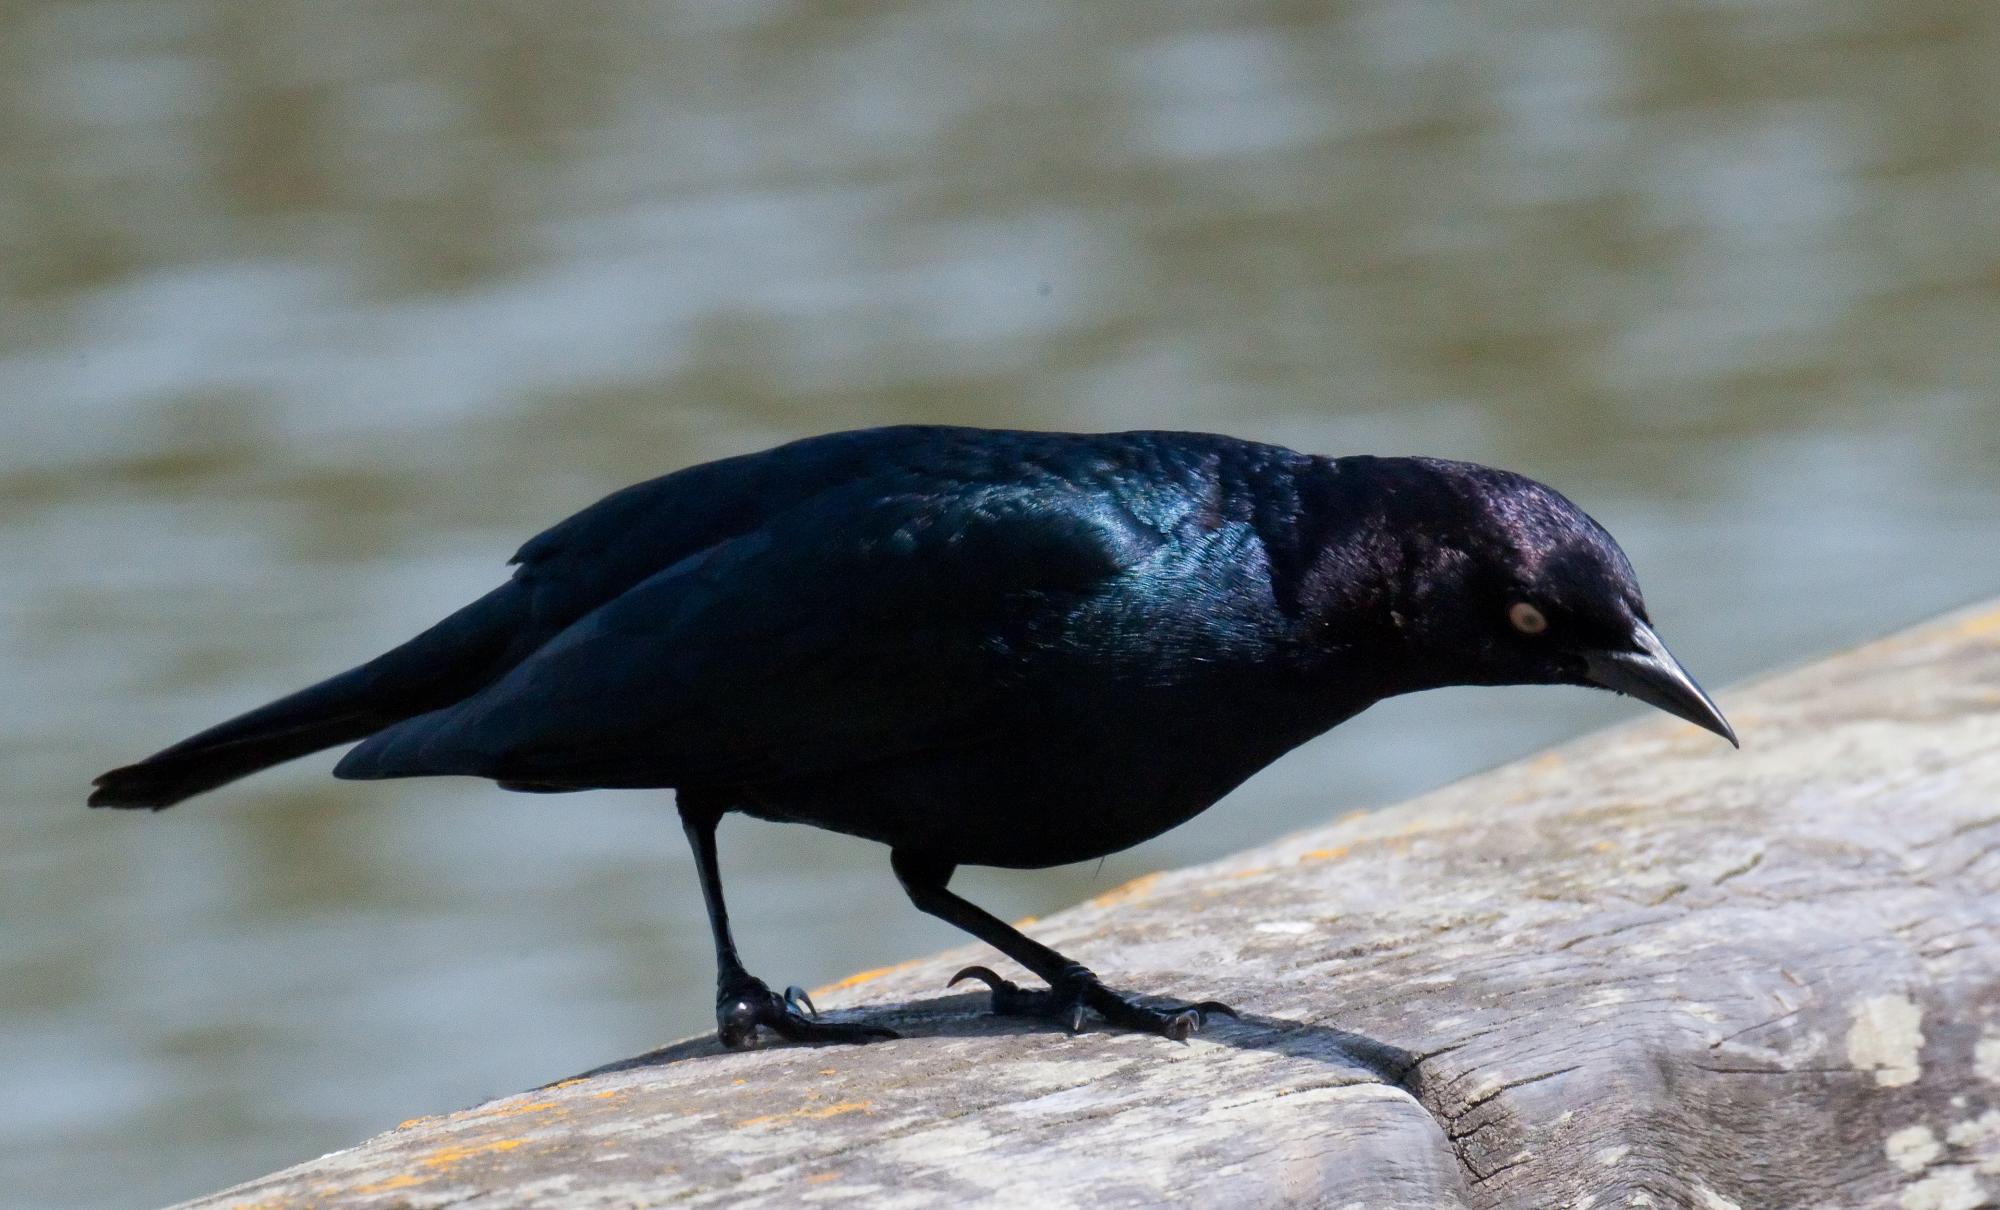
[680, 806, 896, 1049]
[890, 849, 1234, 1041]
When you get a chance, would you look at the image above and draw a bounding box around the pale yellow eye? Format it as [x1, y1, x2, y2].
[1508, 602, 1549, 635]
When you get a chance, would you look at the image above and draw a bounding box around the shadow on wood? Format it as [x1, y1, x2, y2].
[178, 600, 2000, 1209]
[576, 995, 1421, 1087]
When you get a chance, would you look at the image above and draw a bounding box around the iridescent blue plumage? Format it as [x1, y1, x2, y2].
[92, 425, 1732, 1045]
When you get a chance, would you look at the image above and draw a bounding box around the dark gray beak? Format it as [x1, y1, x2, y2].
[1583, 621, 1737, 747]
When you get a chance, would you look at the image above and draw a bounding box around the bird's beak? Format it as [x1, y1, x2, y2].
[1582, 621, 1737, 748]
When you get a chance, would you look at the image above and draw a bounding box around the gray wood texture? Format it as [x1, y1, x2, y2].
[179, 601, 2000, 1209]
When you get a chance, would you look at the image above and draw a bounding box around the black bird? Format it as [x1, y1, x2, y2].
[91, 426, 1735, 1047]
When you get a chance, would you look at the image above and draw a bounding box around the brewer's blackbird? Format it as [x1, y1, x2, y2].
[92, 425, 1735, 1046]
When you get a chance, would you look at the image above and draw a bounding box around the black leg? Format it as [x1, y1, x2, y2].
[890, 849, 1234, 1041]
[680, 805, 896, 1049]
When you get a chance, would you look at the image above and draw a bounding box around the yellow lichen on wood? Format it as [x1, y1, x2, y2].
[815, 957, 924, 995]
[800, 1100, 869, 1119]
[1950, 604, 2000, 640]
[735, 1101, 871, 1128]
[344, 1138, 533, 1198]
[1088, 871, 1161, 907]
[1297, 846, 1348, 863]
[469, 1098, 557, 1119]
[421, 1138, 528, 1169]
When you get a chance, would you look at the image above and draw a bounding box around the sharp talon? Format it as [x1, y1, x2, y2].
[949, 965, 1005, 991]
[1163, 1010, 1198, 1041]
[1065, 1003, 1088, 1034]
[784, 985, 819, 1018]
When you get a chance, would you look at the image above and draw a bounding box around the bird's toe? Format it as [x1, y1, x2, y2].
[951, 964, 1235, 1040]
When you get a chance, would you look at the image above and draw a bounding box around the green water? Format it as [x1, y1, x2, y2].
[3, 2, 1997, 1206]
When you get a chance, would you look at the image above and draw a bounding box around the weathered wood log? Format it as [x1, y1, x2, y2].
[180, 602, 2000, 1209]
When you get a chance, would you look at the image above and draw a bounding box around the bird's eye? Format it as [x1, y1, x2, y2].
[1508, 602, 1549, 635]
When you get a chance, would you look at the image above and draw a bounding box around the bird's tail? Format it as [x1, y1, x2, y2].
[89, 581, 527, 810]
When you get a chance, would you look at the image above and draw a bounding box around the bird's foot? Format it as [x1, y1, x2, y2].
[948, 963, 1235, 1041]
[715, 975, 898, 1050]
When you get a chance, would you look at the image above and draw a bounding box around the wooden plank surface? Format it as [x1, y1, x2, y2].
[180, 601, 2000, 1209]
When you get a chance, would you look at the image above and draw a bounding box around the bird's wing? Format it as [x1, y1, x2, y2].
[335, 481, 1166, 788]
[503, 426, 968, 644]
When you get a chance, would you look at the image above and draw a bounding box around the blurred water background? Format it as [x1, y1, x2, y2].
[3, 1, 1997, 1206]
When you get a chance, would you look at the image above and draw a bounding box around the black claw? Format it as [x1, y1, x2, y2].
[783, 985, 819, 1017]
[948, 965, 1009, 991]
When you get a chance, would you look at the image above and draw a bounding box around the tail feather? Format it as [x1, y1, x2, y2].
[90, 711, 388, 810]
[90, 581, 528, 810]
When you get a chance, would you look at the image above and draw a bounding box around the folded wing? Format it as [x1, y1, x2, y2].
[334, 481, 1165, 790]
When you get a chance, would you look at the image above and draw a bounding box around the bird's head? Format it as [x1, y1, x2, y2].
[1356, 457, 1736, 747]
